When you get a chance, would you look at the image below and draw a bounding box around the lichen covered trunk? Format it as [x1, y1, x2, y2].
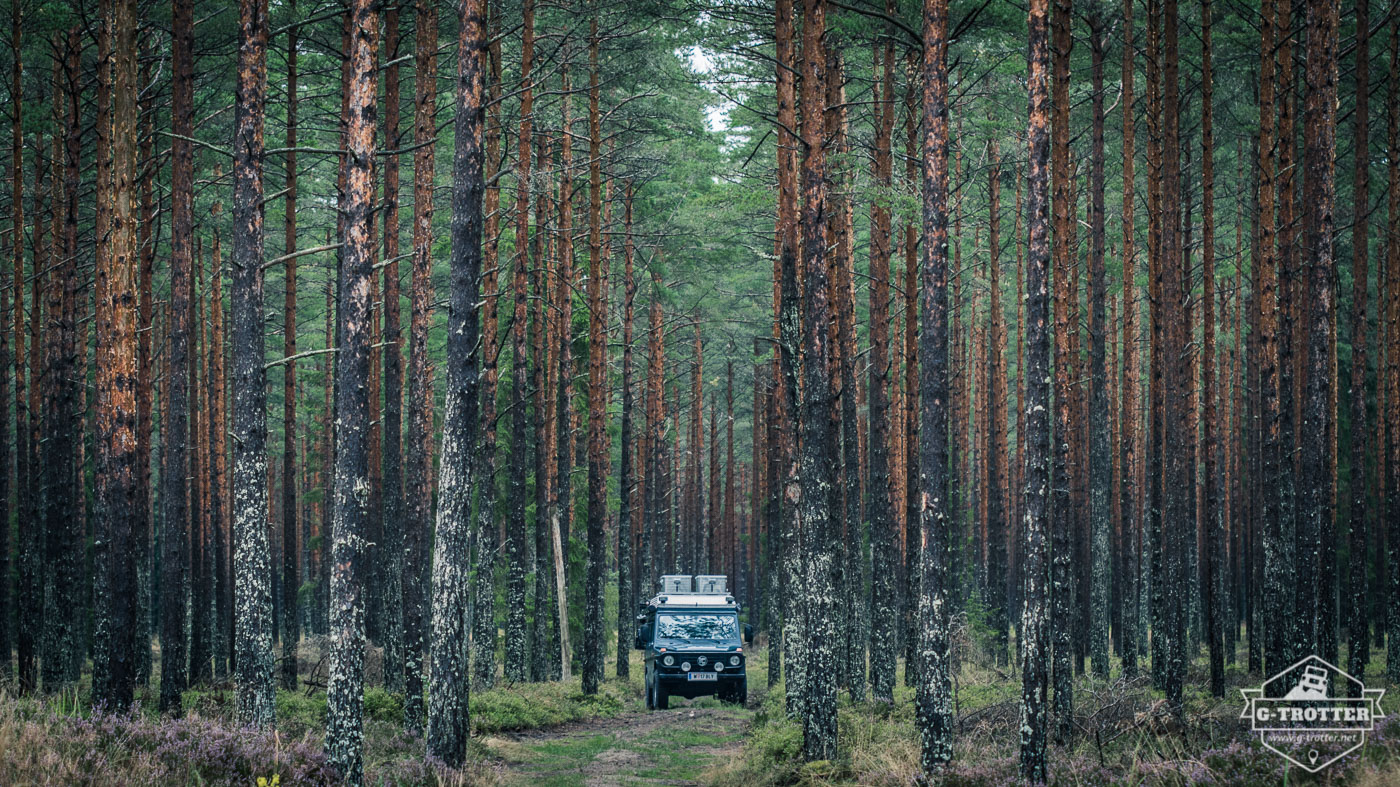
[230, 0, 275, 729]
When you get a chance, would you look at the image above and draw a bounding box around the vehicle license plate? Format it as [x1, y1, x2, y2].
[687, 672, 717, 682]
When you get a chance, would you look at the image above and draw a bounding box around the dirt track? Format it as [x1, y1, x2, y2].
[482, 705, 749, 786]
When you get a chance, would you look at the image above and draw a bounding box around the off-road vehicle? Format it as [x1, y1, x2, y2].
[635, 574, 751, 709]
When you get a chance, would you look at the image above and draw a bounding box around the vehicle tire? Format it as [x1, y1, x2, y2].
[645, 677, 655, 710]
[655, 683, 669, 710]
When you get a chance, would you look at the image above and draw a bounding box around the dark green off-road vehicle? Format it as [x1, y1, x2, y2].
[635, 575, 752, 709]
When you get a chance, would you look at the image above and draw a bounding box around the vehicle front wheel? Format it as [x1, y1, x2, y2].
[655, 683, 669, 710]
[645, 677, 655, 710]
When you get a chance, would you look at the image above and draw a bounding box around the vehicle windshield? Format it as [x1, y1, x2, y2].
[655, 613, 739, 643]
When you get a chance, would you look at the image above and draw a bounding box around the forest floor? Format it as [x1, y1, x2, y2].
[482, 702, 750, 786]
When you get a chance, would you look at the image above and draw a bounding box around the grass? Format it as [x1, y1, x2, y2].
[0, 642, 666, 785]
[709, 643, 1400, 786]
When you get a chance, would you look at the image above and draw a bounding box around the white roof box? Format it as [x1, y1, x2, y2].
[660, 575, 693, 594]
[694, 575, 728, 594]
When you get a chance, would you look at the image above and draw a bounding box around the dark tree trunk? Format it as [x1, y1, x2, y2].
[160, 0, 194, 710]
[1049, 0, 1075, 739]
[1159, 0, 1188, 711]
[403, 0, 438, 729]
[471, 0, 503, 691]
[796, 0, 836, 761]
[1117, 0, 1138, 679]
[1256, 0, 1288, 678]
[379, 3, 405, 693]
[986, 145, 1009, 669]
[92, 0, 140, 710]
[1, 0, 18, 687]
[616, 183, 636, 679]
[503, 0, 534, 685]
[582, 13, 607, 696]
[1200, 0, 1223, 698]
[43, 26, 83, 692]
[903, 72, 921, 689]
[1021, 0, 1053, 774]
[230, 0, 274, 727]
[1297, 0, 1337, 656]
[1086, 12, 1110, 679]
[1346, 0, 1372, 691]
[426, 0, 485, 763]
[916, 0, 954, 771]
[280, 4, 301, 693]
[1386, 15, 1400, 685]
[773, 0, 804, 708]
[867, 32, 898, 702]
[325, 0, 379, 776]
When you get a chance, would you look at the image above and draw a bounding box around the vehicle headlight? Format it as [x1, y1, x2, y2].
[697, 656, 708, 666]
[715, 662, 725, 671]
[730, 655, 741, 666]
[681, 661, 692, 672]
[663, 655, 674, 666]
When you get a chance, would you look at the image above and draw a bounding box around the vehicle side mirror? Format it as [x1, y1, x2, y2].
[743, 624, 754, 644]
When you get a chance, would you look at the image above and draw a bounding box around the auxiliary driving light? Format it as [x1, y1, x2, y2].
[681, 661, 692, 672]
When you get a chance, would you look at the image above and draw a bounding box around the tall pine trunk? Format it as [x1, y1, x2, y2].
[1297, 0, 1337, 655]
[916, 0, 954, 770]
[1020, 0, 1053, 774]
[582, 13, 608, 696]
[1346, 0, 1372, 689]
[280, 5, 301, 693]
[93, 0, 140, 710]
[866, 32, 898, 701]
[325, 0, 379, 775]
[426, 0, 485, 763]
[230, 0, 275, 728]
[403, 0, 438, 729]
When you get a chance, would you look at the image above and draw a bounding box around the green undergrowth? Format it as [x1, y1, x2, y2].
[710, 647, 1400, 786]
[470, 675, 634, 734]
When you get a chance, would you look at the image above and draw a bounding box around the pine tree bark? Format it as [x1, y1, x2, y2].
[1297, 0, 1337, 655]
[1117, 0, 1138, 679]
[1049, 0, 1075, 737]
[42, 26, 83, 692]
[916, 0, 954, 770]
[160, 0, 194, 709]
[867, 32, 898, 702]
[403, 0, 438, 727]
[582, 12, 608, 695]
[325, 0, 380, 775]
[773, 0, 804, 708]
[503, 0, 535, 685]
[616, 183, 636, 679]
[986, 144, 1009, 668]
[1385, 16, 1400, 685]
[92, 0, 140, 710]
[426, 0, 485, 762]
[1159, 0, 1188, 710]
[230, 0, 275, 728]
[1200, 0, 1223, 698]
[1021, 0, 1053, 774]
[1086, 12, 1110, 680]
[796, 0, 837, 761]
[1346, 0, 1372, 691]
[471, 0, 503, 691]
[379, 3, 405, 693]
[280, 4, 301, 693]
